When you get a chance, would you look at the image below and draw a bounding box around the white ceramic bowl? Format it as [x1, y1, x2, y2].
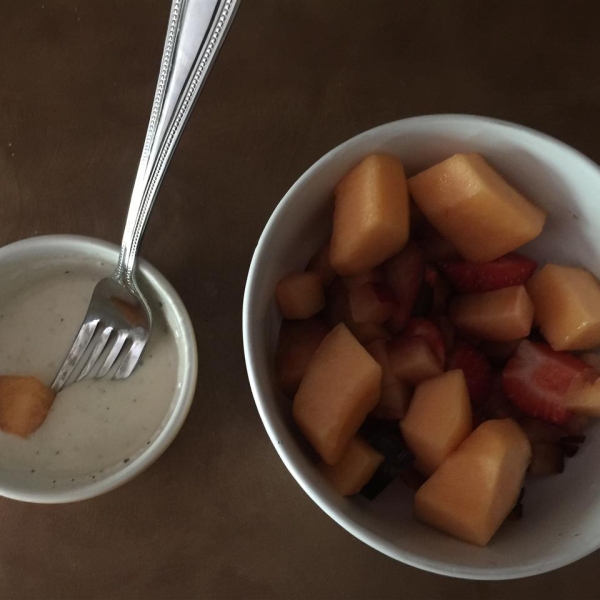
[0, 235, 197, 503]
[243, 115, 600, 579]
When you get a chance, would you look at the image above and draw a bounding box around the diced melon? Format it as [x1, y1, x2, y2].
[342, 267, 384, 290]
[400, 370, 472, 475]
[349, 283, 396, 324]
[0, 376, 56, 437]
[414, 419, 531, 546]
[320, 436, 384, 496]
[565, 375, 600, 417]
[350, 323, 391, 346]
[293, 324, 382, 464]
[367, 340, 412, 419]
[275, 319, 329, 396]
[275, 271, 325, 319]
[330, 154, 410, 275]
[307, 243, 336, 287]
[449, 286, 534, 342]
[408, 153, 546, 263]
[387, 336, 443, 385]
[526, 264, 600, 351]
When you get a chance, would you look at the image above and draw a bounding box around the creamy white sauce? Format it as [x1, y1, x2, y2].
[0, 257, 178, 483]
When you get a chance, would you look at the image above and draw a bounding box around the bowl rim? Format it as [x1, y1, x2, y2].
[0, 234, 198, 504]
[243, 113, 600, 580]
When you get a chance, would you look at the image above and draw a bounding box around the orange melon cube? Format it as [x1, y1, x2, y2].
[526, 264, 600, 351]
[342, 267, 384, 290]
[387, 336, 443, 385]
[408, 153, 546, 263]
[449, 285, 534, 342]
[320, 437, 384, 496]
[330, 154, 410, 276]
[565, 375, 600, 417]
[275, 319, 329, 396]
[367, 340, 411, 419]
[275, 271, 325, 319]
[293, 324, 382, 465]
[349, 283, 396, 324]
[400, 370, 472, 475]
[0, 376, 56, 437]
[414, 419, 531, 546]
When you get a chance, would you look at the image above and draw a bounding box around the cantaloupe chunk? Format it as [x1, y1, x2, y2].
[449, 285, 534, 342]
[526, 264, 600, 351]
[349, 283, 396, 324]
[400, 370, 472, 475]
[275, 271, 325, 319]
[320, 436, 384, 495]
[342, 267, 384, 290]
[565, 375, 600, 417]
[293, 323, 382, 464]
[330, 154, 410, 276]
[408, 153, 546, 263]
[367, 340, 411, 419]
[0, 376, 56, 437]
[275, 319, 329, 396]
[414, 419, 531, 546]
[387, 336, 443, 385]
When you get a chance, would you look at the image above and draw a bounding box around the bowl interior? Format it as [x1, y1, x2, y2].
[0, 235, 197, 503]
[244, 115, 600, 579]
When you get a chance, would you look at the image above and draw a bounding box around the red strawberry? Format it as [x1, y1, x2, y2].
[404, 317, 445, 365]
[438, 253, 537, 293]
[447, 340, 492, 405]
[502, 340, 596, 425]
[384, 242, 424, 332]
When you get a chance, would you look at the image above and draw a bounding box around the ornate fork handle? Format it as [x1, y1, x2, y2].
[115, 0, 240, 285]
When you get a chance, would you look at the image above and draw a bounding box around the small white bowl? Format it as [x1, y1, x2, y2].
[0, 234, 197, 503]
[243, 115, 600, 580]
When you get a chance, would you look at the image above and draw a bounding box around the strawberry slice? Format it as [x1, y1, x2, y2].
[404, 317, 445, 365]
[438, 253, 537, 293]
[447, 340, 492, 405]
[502, 340, 596, 425]
[384, 242, 424, 332]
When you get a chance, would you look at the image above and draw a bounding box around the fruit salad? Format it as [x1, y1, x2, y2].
[273, 152, 600, 547]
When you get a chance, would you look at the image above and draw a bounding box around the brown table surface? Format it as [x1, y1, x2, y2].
[1, 1, 600, 598]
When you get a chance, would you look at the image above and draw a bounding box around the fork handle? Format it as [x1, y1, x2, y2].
[115, 0, 240, 283]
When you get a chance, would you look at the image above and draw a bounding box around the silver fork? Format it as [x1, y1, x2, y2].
[52, 0, 240, 392]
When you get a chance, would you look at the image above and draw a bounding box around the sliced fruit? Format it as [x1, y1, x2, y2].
[438, 253, 537, 293]
[527, 263, 600, 351]
[404, 317, 445, 365]
[564, 375, 600, 417]
[275, 271, 325, 319]
[306, 243, 336, 287]
[447, 340, 492, 405]
[449, 285, 534, 342]
[408, 153, 547, 263]
[0, 376, 56, 438]
[579, 352, 600, 371]
[319, 436, 384, 496]
[387, 335, 443, 385]
[293, 324, 382, 465]
[502, 340, 595, 425]
[342, 267, 384, 290]
[400, 370, 472, 475]
[349, 282, 396, 324]
[330, 154, 410, 275]
[384, 242, 424, 332]
[435, 315, 455, 354]
[528, 443, 564, 476]
[414, 419, 532, 547]
[326, 279, 391, 345]
[367, 340, 411, 420]
[275, 318, 330, 396]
